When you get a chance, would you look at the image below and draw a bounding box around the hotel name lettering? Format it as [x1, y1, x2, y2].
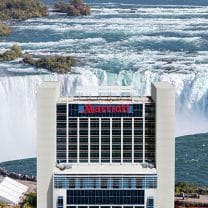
[79, 104, 132, 114]
[67, 104, 142, 117]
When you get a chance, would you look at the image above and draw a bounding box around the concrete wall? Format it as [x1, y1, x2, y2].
[53, 188, 67, 208]
[37, 82, 60, 208]
[151, 82, 175, 208]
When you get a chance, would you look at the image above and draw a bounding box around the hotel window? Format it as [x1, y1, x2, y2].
[145, 103, 155, 165]
[147, 197, 154, 208]
[79, 118, 88, 163]
[90, 118, 99, 163]
[112, 178, 120, 188]
[56, 104, 67, 163]
[101, 177, 109, 189]
[133, 104, 143, 117]
[67, 190, 144, 205]
[134, 118, 143, 163]
[101, 118, 110, 163]
[112, 118, 121, 163]
[68, 104, 78, 117]
[54, 175, 157, 189]
[68, 118, 77, 163]
[122, 177, 132, 189]
[57, 196, 63, 208]
[123, 118, 132, 163]
[69, 178, 76, 188]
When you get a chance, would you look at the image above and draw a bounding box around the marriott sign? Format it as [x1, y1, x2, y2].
[79, 104, 131, 114]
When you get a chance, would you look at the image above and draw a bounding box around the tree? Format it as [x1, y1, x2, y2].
[70, 0, 83, 6]
[21, 192, 37, 208]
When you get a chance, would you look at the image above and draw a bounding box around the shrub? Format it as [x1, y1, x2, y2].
[71, 0, 84, 6]
[0, 0, 48, 21]
[175, 200, 208, 207]
[0, 45, 23, 61]
[22, 192, 37, 208]
[0, 46, 76, 73]
[36, 55, 75, 73]
[78, 5, 90, 15]
[66, 5, 81, 16]
[0, 22, 11, 36]
[54, 0, 91, 16]
[23, 54, 75, 73]
[54, 1, 69, 12]
[175, 182, 208, 195]
[23, 53, 37, 65]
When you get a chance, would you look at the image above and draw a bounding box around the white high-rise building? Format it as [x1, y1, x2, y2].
[37, 82, 175, 208]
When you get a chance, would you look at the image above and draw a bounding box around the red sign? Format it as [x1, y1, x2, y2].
[80, 104, 130, 114]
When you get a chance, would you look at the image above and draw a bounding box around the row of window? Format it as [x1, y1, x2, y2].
[67, 190, 144, 205]
[57, 201, 152, 208]
[54, 175, 157, 189]
[57, 117, 155, 164]
[66, 206, 144, 208]
[145, 104, 155, 165]
[57, 105, 67, 164]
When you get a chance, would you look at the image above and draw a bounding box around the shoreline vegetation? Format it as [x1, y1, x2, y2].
[175, 182, 208, 195]
[175, 201, 208, 208]
[54, 0, 91, 16]
[0, 0, 90, 36]
[0, 0, 47, 21]
[0, 0, 47, 37]
[23, 54, 75, 73]
[0, 22, 11, 36]
[0, 45, 75, 73]
[175, 182, 208, 208]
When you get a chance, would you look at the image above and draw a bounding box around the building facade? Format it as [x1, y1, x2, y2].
[37, 82, 175, 208]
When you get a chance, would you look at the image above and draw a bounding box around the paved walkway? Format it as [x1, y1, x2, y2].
[175, 195, 208, 204]
[18, 179, 36, 193]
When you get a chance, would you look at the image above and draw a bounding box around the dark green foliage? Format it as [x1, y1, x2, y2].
[175, 182, 208, 194]
[0, 21, 11, 36]
[0, 45, 75, 73]
[22, 192, 37, 207]
[0, 44, 22, 61]
[175, 200, 208, 207]
[71, 0, 84, 5]
[23, 54, 75, 73]
[67, 5, 81, 16]
[23, 53, 37, 65]
[0, 0, 48, 21]
[36, 55, 75, 73]
[54, 0, 91, 16]
[54, 1, 69, 13]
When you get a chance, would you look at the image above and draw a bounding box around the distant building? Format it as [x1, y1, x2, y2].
[0, 176, 28, 205]
[37, 82, 175, 208]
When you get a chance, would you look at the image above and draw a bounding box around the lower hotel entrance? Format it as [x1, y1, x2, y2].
[54, 174, 156, 208]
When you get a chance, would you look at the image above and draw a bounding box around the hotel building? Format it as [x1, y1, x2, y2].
[37, 82, 175, 208]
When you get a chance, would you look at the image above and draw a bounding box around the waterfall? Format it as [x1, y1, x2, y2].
[0, 70, 208, 162]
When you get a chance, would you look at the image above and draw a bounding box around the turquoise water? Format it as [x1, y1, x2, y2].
[44, 0, 208, 6]
[1, 1, 208, 77]
[0, 134, 207, 185]
[176, 133, 208, 185]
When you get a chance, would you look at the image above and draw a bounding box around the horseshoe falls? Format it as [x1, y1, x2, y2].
[1, 2, 208, 162]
